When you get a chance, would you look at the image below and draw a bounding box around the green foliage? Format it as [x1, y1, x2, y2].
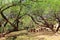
[0, 0, 60, 28]
[0, 0, 60, 40]
[0, 0, 60, 33]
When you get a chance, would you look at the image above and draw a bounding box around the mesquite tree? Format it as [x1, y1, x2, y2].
[0, 0, 60, 37]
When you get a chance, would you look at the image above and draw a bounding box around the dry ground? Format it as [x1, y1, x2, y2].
[0, 30, 60, 40]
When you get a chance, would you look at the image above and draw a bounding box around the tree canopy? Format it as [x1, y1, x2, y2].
[0, 0, 60, 38]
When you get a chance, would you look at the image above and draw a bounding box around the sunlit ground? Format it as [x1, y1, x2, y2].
[0, 30, 60, 40]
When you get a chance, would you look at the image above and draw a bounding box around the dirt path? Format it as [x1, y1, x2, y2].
[0, 30, 60, 40]
[33, 33, 60, 40]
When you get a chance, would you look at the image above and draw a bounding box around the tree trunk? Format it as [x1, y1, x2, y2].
[56, 22, 60, 32]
